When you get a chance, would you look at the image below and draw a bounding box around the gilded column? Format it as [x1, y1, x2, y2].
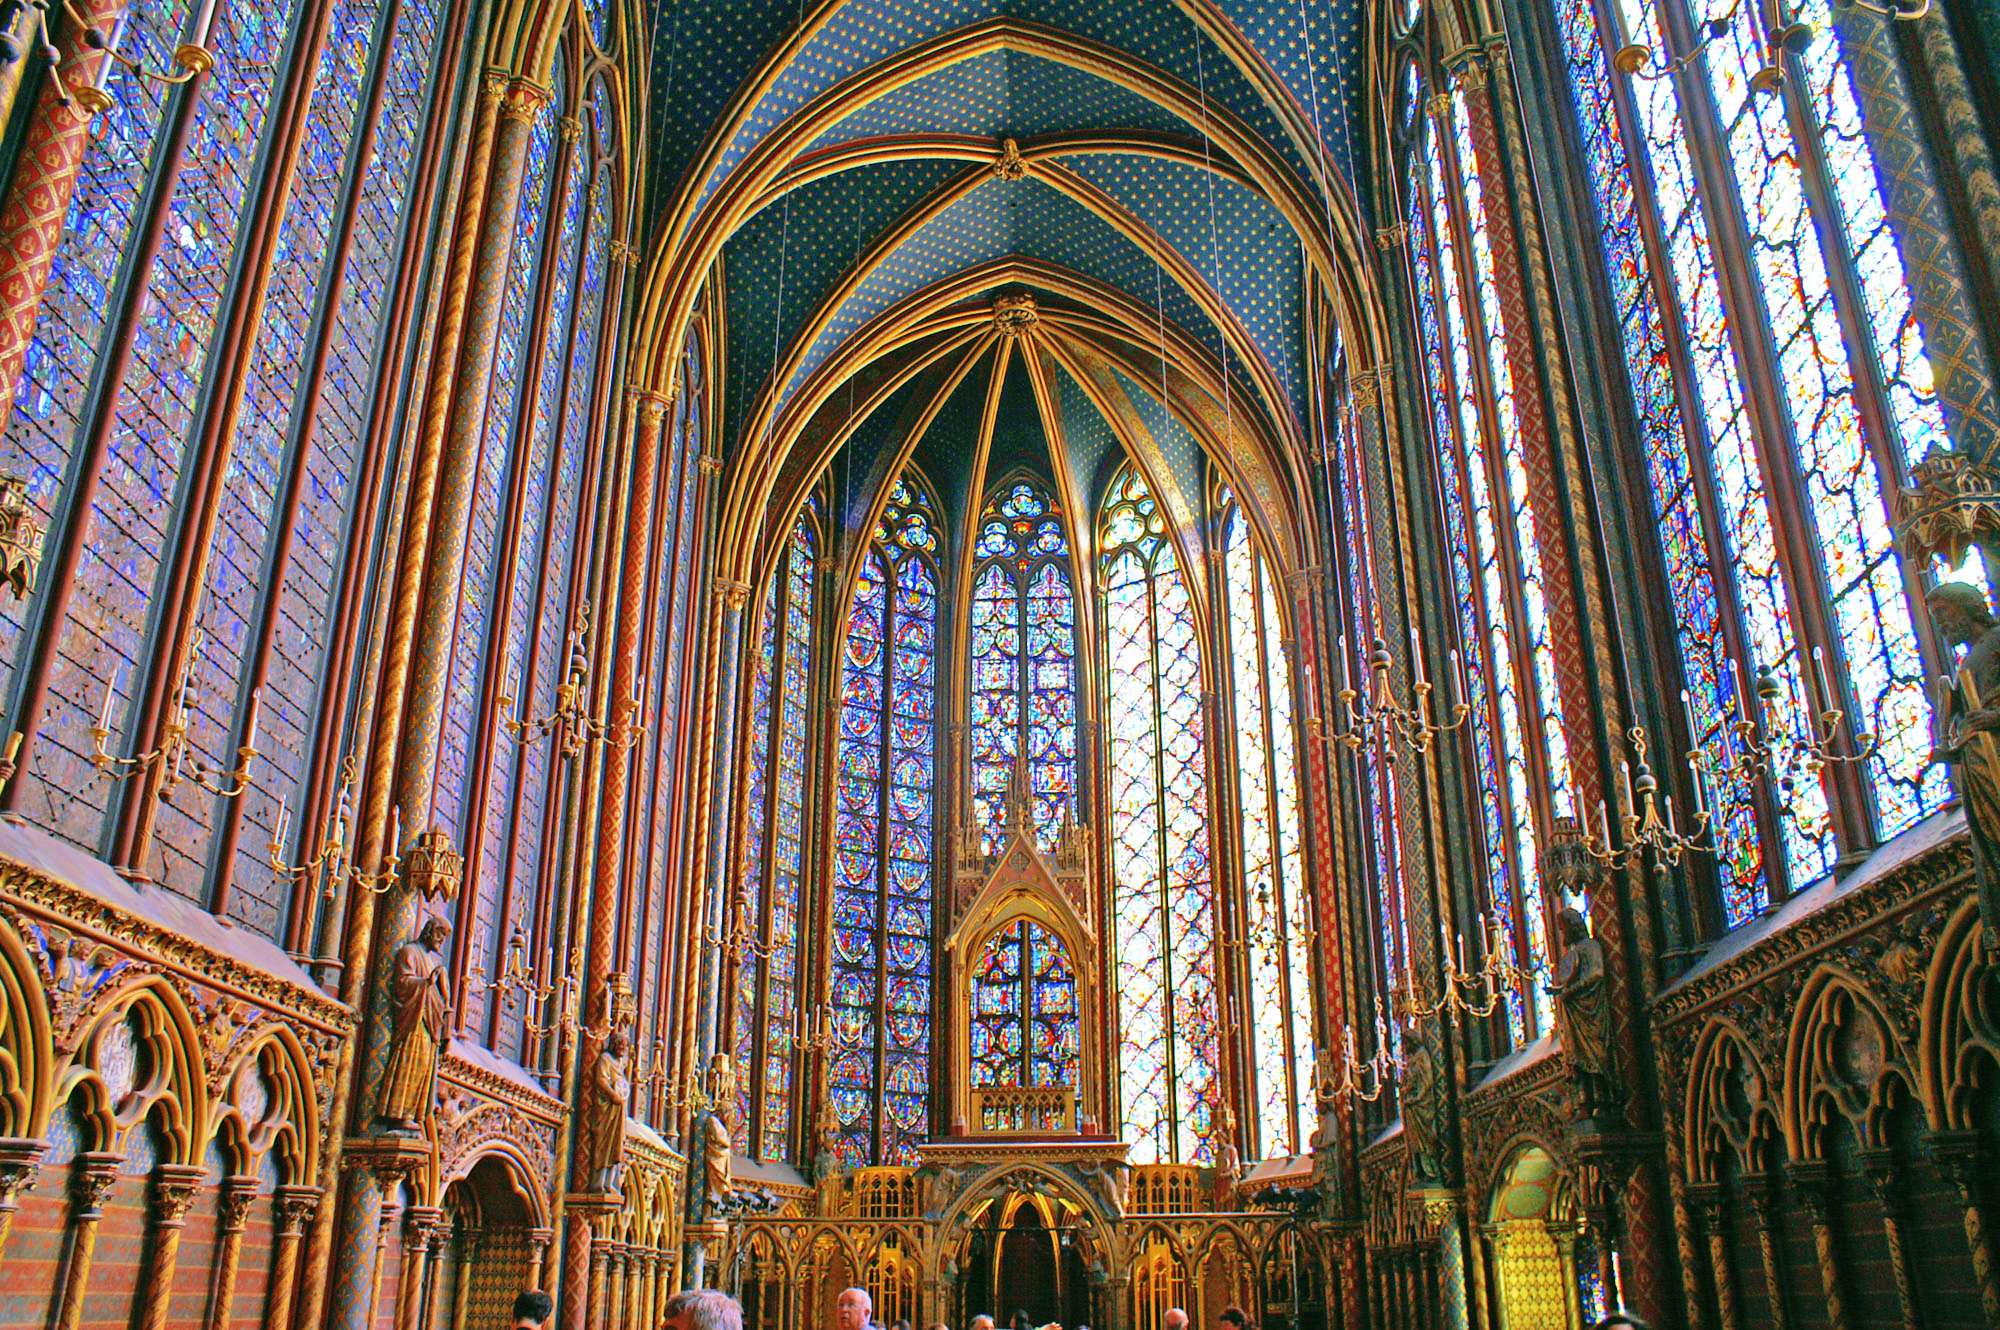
[136, 1164, 203, 1330]
[450, 1227, 482, 1330]
[1830, 0, 2000, 460]
[530, 1226, 556, 1289]
[397, 1207, 446, 1330]
[206, 1175, 260, 1330]
[265, 1186, 322, 1330]
[0, 1137, 43, 1254]
[0, 0, 123, 424]
[51, 1152, 121, 1330]
[1685, 1183, 1740, 1330]
[588, 1237, 610, 1330]
[1932, 1131, 2000, 1329]
[1856, 1151, 1919, 1330]
[1740, 1177, 1790, 1330]
[1909, 8, 2000, 292]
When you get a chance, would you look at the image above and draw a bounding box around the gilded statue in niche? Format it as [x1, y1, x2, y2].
[699, 1053, 736, 1216]
[1927, 581, 2000, 942]
[1399, 1015, 1446, 1184]
[376, 916, 450, 1133]
[1548, 906, 1616, 1123]
[579, 1028, 631, 1195]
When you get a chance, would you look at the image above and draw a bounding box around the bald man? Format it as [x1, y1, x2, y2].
[1164, 1310, 1188, 1330]
[970, 1315, 995, 1330]
[835, 1288, 875, 1330]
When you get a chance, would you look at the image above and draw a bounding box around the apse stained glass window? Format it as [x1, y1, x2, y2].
[969, 919, 1080, 1089]
[1549, 0, 1953, 920]
[1219, 495, 1312, 1157]
[968, 482, 1077, 853]
[829, 476, 939, 1166]
[733, 509, 815, 1159]
[1102, 465, 1217, 1165]
[1406, 93, 1564, 1043]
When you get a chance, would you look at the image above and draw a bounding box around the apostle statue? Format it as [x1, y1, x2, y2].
[580, 1028, 631, 1195]
[1398, 1014, 1445, 1184]
[704, 1088, 736, 1216]
[1928, 581, 2000, 942]
[376, 916, 451, 1134]
[1213, 1105, 1242, 1209]
[1547, 906, 1616, 1123]
[811, 1097, 843, 1184]
[1081, 1157, 1128, 1220]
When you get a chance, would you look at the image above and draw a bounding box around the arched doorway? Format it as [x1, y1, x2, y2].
[1484, 1147, 1584, 1330]
[953, 1190, 1094, 1328]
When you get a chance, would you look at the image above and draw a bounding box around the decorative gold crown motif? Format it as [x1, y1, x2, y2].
[1895, 448, 2000, 570]
[402, 827, 464, 903]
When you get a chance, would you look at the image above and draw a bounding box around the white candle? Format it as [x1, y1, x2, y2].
[98, 664, 117, 731]
[1812, 644, 1833, 709]
[1337, 634, 1350, 693]
[1597, 798, 1612, 845]
[1620, 759, 1635, 813]
[1409, 626, 1426, 686]
[242, 687, 261, 752]
[389, 807, 402, 862]
[274, 792, 289, 847]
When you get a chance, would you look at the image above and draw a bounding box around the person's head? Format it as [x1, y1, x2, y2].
[1593, 1318, 1651, 1330]
[893, 1320, 911, 1330]
[1220, 1309, 1249, 1330]
[512, 1290, 553, 1329]
[835, 1288, 873, 1330]
[1164, 1310, 1189, 1330]
[970, 1315, 995, 1330]
[662, 1289, 743, 1330]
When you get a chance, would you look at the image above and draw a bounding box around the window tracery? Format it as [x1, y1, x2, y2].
[734, 506, 815, 1159]
[1550, 0, 1956, 923]
[830, 474, 940, 1166]
[968, 480, 1077, 853]
[1102, 464, 1217, 1165]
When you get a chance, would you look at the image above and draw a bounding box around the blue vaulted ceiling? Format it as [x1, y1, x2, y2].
[654, 0, 1366, 573]
[645, 0, 1363, 234]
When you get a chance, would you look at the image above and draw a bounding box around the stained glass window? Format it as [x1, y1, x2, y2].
[1218, 495, 1312, 1157]
[1102, 465, 1217, 1165]
[1550, 0, 1955, 921]
[968, 919, 1080, 1089]
[1405, 91, 1564, 1042]
[968, 481, 1077, 853]
[0, 0, 441, 914]
[733, 508, 815, 1159]
[829, 475, 939, 1166]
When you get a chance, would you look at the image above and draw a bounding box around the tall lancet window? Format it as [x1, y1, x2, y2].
[969, 481, 1077, 852]
[1218, 492, 1312, 1157]
[1102, 465, 1217, 1164]
[733, 505, 816, 1159]
[830, 476, 940, 1165]
[1549, 0, 1954, 925]
[1402, 72, 1570, 1044]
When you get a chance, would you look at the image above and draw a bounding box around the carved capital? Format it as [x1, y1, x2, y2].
[1683, 1179, 1726, 1232]
[715, 579, 752, 611]
[1927, 1129, 1987, 1200]
[699, 452, 722, 477]
[1738, 1171, 1782, 1228]
[1375, 223, 1408, 250]
[341, 1136, 430, 1190]
[633, 391, 672, 427]
[502, 78, 552, 124]
[1785, 1159, 1836, 1222]
[218, 1175, 260, 1233]
[0, 1137, 46, 1210]
[274, 1184, 323, 1237]
[480, 69, 510, 105]
[559, 115, 585, 144]
[609, 240, 640, 268]
[150, 1164, 205, 1228]
[72, 1153, 124, 1218]
[405, 1204, 447, 1247]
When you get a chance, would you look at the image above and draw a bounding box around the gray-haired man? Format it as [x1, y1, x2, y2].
[663, 1289, 744, 1330]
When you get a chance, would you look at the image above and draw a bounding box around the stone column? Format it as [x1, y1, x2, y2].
[265, 1186, 322, 1330]
[1553, 1229, 1583, 1330]
[1740, 1176, 1790, 1330]
[206, 1175, 260, 1330]
[530, 1227, 556, 1290]
[0, 1137, 44, 1254]
[1685, 1182, 1739, 1330]
[588, 1237, 611, 1330]
[450, 1226, 482, 1330]
[137, 1164, 203, 1330]
[397, 1207, 446, 1330]
[52, 1152, 122, 1330]
[1855, 1150, 1919, 1330]
[1931, 1130, 2000, 1329]
[1786, 1162, 1848, 1330]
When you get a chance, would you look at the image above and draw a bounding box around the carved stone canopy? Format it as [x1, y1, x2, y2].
[944, 757, 1093, 966]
